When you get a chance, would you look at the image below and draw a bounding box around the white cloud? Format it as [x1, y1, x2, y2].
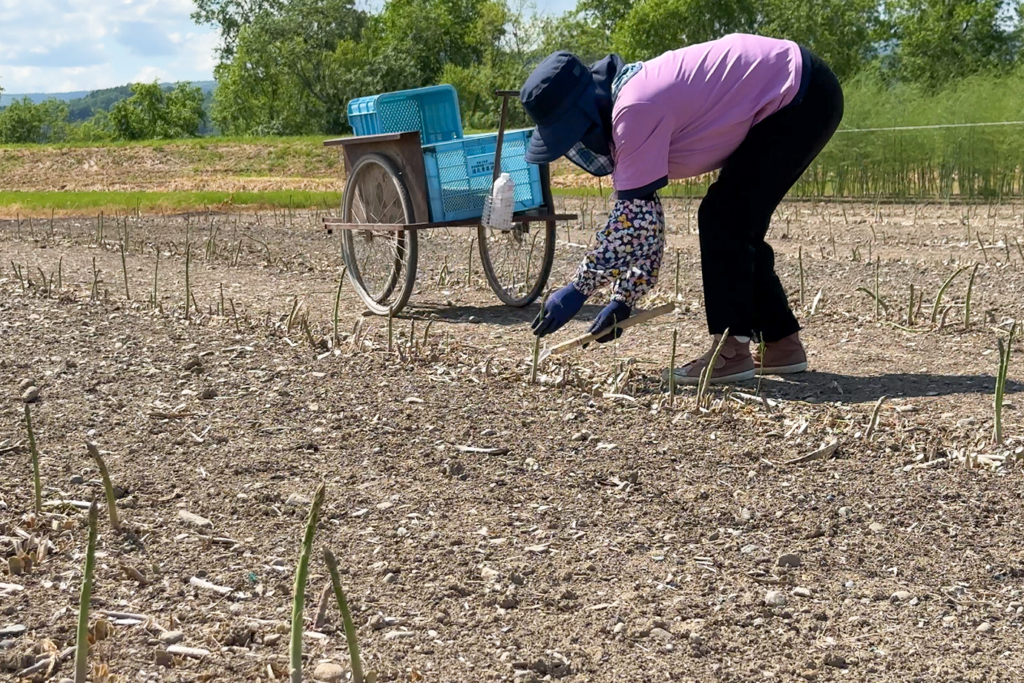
[0, 0, 217, 94]
[132, 66, 173, 83]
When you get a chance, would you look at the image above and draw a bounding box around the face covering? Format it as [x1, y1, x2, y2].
[562, 55, 623, 177]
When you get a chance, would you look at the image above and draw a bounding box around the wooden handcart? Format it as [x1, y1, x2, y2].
[323, 91, 576, 315]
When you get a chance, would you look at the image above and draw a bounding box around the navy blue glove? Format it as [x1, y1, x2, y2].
[532, 283, 588, 337]
[588, 301, 631, 343]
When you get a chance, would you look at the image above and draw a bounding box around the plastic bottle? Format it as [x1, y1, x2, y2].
[482, 172, 515, 230]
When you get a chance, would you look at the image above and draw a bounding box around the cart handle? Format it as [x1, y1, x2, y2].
[492, 90, 520, 184]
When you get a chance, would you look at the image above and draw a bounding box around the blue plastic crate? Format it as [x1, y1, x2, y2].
[347, 85, 463, 144]
[422, 129, 545, 223]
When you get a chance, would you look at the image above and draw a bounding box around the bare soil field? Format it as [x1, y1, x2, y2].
[0, 139, 630, 201]
[2, 199, 1023, 683]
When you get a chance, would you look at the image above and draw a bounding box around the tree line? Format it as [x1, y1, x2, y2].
[3, 0, 1023, 143]
[199, 0, 1024, 135]
[0, 83, 209, 144]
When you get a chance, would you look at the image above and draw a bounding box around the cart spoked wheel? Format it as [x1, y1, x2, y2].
[341, 153, 419, 316]
[477, 164, 557, 307]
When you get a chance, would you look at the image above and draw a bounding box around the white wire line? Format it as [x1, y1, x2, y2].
[836, 121, 1024, 133]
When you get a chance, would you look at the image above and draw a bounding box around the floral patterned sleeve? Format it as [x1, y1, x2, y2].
[570, 196, 666, 307]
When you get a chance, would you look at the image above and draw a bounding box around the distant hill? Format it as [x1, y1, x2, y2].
[1, 81, 217, 108]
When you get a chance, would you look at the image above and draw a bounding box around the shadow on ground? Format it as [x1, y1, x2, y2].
[750, 372, 1020, 404]
[410, 302, 608, 327]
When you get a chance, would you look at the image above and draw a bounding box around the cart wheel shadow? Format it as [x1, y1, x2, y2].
[411, 302, 607, 327]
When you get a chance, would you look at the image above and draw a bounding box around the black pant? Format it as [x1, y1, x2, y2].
[698, 49, 843, 342]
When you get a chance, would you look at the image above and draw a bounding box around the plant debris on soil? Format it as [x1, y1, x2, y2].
[1, 198, 1023, 682]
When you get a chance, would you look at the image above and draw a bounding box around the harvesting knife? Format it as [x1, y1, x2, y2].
[536, 303, 677, 363]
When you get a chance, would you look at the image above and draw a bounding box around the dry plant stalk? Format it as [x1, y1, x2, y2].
[696, 329, 730, 409]
[86, 443, 120, 531]
[668, 329, 678, 405]
[151, 247, 159, 308]
[290, 483, 326, 683]
[332, 267, 347, 342]
[994, 322, 1016, 444]
[931, 265, 968, 323]
[286, 297, 300, 333]
[75, 500, 99, 683]
[874, 257, 880, 321]
[907, 283, 915, 326]
[422, 320, 433, 349]
[184, 244, 192, 321]
[25, 404, 42, 514]
[798, 246, 805, 306]
[864, 395, 886, 440]
[964, 263, 980, 329]
[324, 549, 364, 683]
[387, 308, 394, 353]
[120, 241, 130, 300]
[674, 250, 681, 299]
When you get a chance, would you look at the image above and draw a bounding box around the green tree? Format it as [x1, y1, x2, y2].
[884, 0, 1020, 89]
[0, 97, 47, 143]
[192, 0, 285, 58]
[760, 0, 880, 81]
[440, 0, 541, 128]
[611, 0, 758, 61]
[0, 97, 69, 144]
[211, 0, 420, 135]
[109, 82, 206, 140]
[379, 0, 509, 84]
[537, 10, 615, 64]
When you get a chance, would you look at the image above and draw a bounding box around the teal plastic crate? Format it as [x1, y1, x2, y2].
[347, 85, 463, 144]
[422, 130, 545, 222]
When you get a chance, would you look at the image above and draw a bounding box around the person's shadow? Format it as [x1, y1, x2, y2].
[754, 371, 1021, 404]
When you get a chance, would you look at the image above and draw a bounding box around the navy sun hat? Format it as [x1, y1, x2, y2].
[521, 51, 601, 164]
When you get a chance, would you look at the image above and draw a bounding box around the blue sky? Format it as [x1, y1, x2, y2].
[0, 0, 577, 94]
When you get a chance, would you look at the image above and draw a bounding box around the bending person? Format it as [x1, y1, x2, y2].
[523, 33, 843, 383]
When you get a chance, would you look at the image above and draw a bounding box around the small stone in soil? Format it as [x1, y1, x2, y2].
[977, 622, 992, 634]
[765, 591, 787, 607]
[314, 661, 346, 682]
[285, 493, 311, 507]
[823, 653, 848, 669]
[264, 633, 282, 646]
[199, 387, 218, 400]
[0, 624, 26, 638]
[890, 591, 913, 603]
[481, 567, 500, 581]
[383, 573, 397, 584]
[70, 475, 84, 485]
[21, 386, 39, 403]
[778, 553, 802, 567]
[178, 510, 213, 528]
[158, 631, 184, 645]
[792, 587, 814, 598]
[480, 428, 497, 436]
[384, 630, 414, 640]
[869, 522, 885, 533]
[17, 378, 35, 391]
[154, 649, 173, 667]
[649, 627, 672, 642]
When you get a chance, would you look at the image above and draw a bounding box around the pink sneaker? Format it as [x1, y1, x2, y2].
[665, 335, 756, 386]
[753, 333, 808, 375]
